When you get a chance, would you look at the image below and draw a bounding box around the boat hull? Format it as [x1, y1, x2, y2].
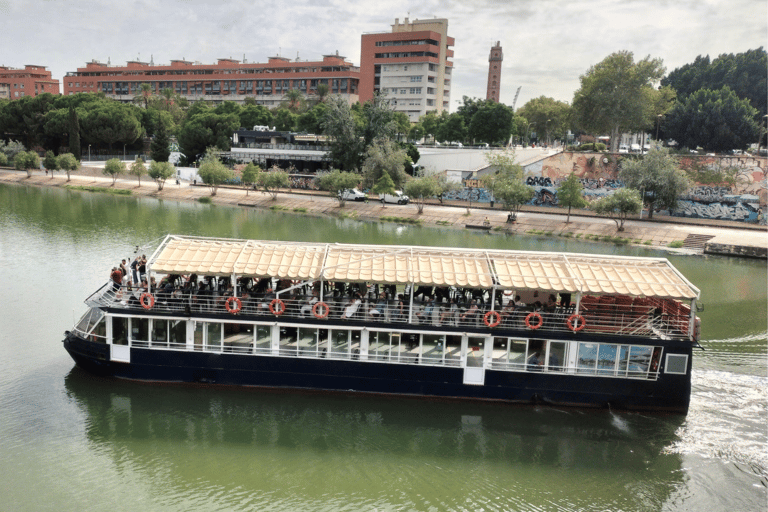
[63, 332, 691, 413]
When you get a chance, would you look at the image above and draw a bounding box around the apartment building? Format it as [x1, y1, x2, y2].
[360, 17, 454, 121]
[0, 65, 60, 99]
[63, 53, 360, 106]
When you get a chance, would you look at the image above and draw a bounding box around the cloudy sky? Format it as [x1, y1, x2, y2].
[3, 0, 765, 110]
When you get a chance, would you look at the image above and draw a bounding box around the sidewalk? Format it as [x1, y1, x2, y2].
[3, 168, 766, 259]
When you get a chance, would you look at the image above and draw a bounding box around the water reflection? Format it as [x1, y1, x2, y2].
[65, 368, 688, 510]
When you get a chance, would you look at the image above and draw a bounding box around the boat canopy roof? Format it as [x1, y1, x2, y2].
[149, 235, 700, 300]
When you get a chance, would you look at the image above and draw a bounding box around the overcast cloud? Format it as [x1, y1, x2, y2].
[3, 0, 766, 110]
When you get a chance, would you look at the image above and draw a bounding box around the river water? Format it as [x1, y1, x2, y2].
[1, 183, 765, 511]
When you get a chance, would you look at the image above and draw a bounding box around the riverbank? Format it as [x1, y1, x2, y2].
[2, 168, 765, 258]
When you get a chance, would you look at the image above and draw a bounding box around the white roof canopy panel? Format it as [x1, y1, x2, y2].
[148, 236, 700, 300]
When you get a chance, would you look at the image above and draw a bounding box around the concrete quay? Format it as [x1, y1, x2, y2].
[2, 168, 765, 259]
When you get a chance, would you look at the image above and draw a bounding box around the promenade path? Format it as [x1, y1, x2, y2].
[2, 167, 765, 258]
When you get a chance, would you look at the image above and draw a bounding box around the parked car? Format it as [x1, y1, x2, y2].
[338, 188, 368, 202]
[379, 191, 409, 205]
[618, 145, 629, 154]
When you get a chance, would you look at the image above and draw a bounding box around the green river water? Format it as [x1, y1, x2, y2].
[0, 183, 765, 511]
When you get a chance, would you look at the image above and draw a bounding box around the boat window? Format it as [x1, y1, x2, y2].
[169, 320, 186, 348]
[466, 337, 485, 367]
[255, 325, 271, 353]
[75, 308, 104, 335]
[329, 329, 349, 359]
[445, 335, 462, 366]
[369, 331, 393, 361]
[577, 343, 598, 373]
[279, 327, 298, 356]
[627, 346, 653, 378]
[223, 323, 252, 353]
[399, 333, 419, 363]
[112, 317, 128, 346]
[131, 318, 149, 344]
[547, 341, 567, 372]
[193, 322, 204, 351]
[508, 339, 527, 371]
[618, 345, 630, 373]
[90, 316, 107, 344]
[298, 327, 318, 356]
[597, 344, 618, 375]
[206, 323, 222, 350]
[390, 333, 408, 362]
[152, 319, 169, 346]
[421, 333, 444, 364]
[350, 330, 361, 359]
[492, 337, 509, 363]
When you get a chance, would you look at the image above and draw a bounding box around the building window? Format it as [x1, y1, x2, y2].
[410, 76, 422, 82]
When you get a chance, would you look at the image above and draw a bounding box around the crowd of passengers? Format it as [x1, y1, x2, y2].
[108, 259, 576, 328]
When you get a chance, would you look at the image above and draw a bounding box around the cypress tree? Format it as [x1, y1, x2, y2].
[68, 107, 81, 160]
[150, 117, 171, 162]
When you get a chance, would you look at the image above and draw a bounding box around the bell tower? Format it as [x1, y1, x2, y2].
[486, 41, 503, 102]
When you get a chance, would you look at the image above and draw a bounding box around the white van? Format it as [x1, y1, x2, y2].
[338, 188, 368, 202]
[379, 191, 409, 205]
[618, 145, 629, 154]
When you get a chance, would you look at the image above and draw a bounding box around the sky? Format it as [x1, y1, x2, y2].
[2, 0, 766, 111]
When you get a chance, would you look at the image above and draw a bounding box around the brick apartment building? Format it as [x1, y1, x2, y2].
[63, 53, 360, 107]
[0, 65, 60, 99]
[360, 17, 454, 121]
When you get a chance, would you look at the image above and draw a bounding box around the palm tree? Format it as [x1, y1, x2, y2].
[133, 83, 153, 109]
[314, 83, 330, 104]
[281, 89, 305, 113]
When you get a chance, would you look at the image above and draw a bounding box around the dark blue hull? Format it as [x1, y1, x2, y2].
[63, 332, 691, 412]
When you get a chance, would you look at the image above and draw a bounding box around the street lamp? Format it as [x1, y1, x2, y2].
[655, 114, 663, 141]
[88, 144, 91, 162]
[546, 119, 551, 148]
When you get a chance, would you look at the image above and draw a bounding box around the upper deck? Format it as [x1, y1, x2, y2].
[92, 235, 701, 342]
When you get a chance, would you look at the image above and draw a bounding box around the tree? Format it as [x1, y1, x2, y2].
[315, 169, 361, 206]
[404, 176, 439, 213]
[240, 104, 273, 130]
[129, 157, 147, 187]
[133, 83, 153, 109]
[408, 123, 425, 142]
[322, 96, 365, 171]
[58, 153, 79, 181]
[69, 106, 81, 160]
[177, 111, 240, 164]
[312, 83, 330, 104]
[468, 101, 515, 145]
[480, 151, 534, 219]
[362, 138, 409, 189]
[43, 150, 59, 178]
[420, 111, 446, 142]
[661, 48, 767, 116]
[516, 96, 572, 146]
[148, 160, 175, 191]
[80, 102, 144, 150]
[241, 162, 260, 196]
[436, 112, 466, 143]
[392, 112, 411, 141]
[272, 108, 297, 131]
[432, 173, 461, 204]
[556, 172, 587, 223]
[256, 165, 290, 200]
[0, 153, 7, 167]
[15, 150, 40, 178]
[197, 151, 233, 195]
[591, 188, 642, 231]
[619, 143, 691, 219]
[663, 87, 760, 152]
[281, 89, 306, 113]
[572, 51, 665, 152]
[103, 158, 126, 185]
[296, 102, 328, 134]
[371, 173, 396, 207]
[150, 116, 171, 162]
[0, 139, 25, 161]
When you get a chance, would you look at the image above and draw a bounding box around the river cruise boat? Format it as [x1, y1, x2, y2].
[63, 235, 702, 412]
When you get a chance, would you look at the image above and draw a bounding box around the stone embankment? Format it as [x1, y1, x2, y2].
[2, 167, 765, 259]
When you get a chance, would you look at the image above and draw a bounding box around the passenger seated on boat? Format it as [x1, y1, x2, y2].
[300, 290, 319, 318]
[460, 300, 480, 326]
[545, 294, 557, 311]
[341, 293, 362, 319]
[258, 289, 276, 314]
[499, 302, 517, 327]
[439, 297, 459, 326]
[391, 294, 405, 322]
[527, 351, 543, 371]
[368, 293, 388, 320]
[416, 296, 437, 325]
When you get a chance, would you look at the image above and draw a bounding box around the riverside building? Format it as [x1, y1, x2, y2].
[62, 53, 360, 106]
[360, 17, 454, 121]
[0, 65, 60, 99]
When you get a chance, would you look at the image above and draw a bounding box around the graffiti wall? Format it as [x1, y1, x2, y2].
[444, 152, 767, 224]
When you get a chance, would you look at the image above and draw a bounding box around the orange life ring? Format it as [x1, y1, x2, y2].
[312, 301, 329, 319]
[269, 298, 285, 315]
[483, 310, 501, 328]
[225, 296, 242, 314]
[567, 313, 586, 332]
[525, 312, 543, 330]
[140, 292, 155, 310]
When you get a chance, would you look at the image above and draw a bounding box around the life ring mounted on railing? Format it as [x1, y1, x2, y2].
[483, 310, 501, 328]
[312, 301, 329, 319]
[566, 313, 586, 332]
[225, 296, 242, 314]
[269, 298, 285, 316]
[140, 292, 155, 310]
[525, 312, 543, 330]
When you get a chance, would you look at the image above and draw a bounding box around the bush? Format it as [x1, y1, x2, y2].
[0, 153, 7, 166]
[579, 143, 594, 151]
[595, 143, 607, 151]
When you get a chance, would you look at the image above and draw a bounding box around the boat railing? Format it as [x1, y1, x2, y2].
[93, 283, 693, 341]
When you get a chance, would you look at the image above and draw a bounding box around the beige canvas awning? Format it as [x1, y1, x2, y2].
[148, 236, 699, 300]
